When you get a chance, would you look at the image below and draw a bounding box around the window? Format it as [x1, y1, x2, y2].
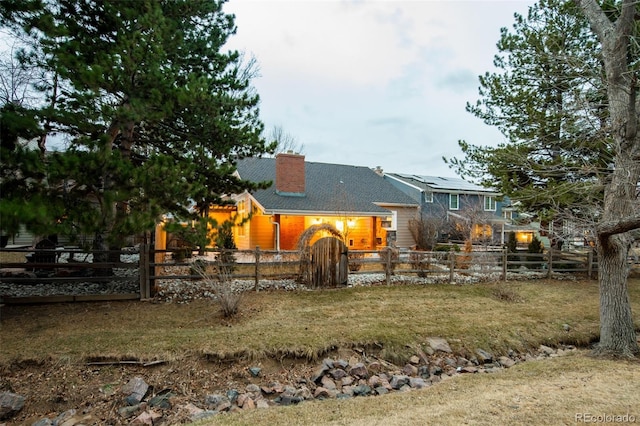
[381, 211, 397, 230]
[484, 196, 496, 211]
[449, 194, 459, 210]
[425, 191, 433, 203]
[503, 210, 513, 220]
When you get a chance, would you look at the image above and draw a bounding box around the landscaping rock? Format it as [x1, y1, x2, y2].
[426, 337, 452, 353]
[121, 377, 149, 405]
[475, 349, 494, 363]
[0, 391, 25, 420]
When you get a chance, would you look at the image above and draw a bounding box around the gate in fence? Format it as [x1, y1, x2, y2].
[308, 237, 348, 288]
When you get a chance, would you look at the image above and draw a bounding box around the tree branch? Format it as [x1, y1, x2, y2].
[597, 214, 640, 238]
[574, 0, 613, 40]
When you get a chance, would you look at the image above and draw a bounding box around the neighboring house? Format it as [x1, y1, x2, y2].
[382, 172, 521, 245]
[220, 153, 419, 251]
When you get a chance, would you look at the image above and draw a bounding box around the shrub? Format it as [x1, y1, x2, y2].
[191, 257, 242, 318]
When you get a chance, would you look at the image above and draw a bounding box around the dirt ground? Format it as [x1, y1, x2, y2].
[1, 351, 321, 425]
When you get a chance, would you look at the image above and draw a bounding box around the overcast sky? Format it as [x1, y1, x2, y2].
[223, 0, 535, 177]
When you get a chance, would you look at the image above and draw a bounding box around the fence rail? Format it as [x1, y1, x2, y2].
[2, 245, 640, 303]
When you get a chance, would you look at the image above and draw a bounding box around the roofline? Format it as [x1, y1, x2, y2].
[374, 202, 419, 208]
[384, 173, 424, 192]
[262, 209, 392, 217]
[387, 173, 501, 196]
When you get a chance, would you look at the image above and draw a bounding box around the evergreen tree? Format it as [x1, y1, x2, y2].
[449, 0, 640, 356]
[0, 0, 273, 250]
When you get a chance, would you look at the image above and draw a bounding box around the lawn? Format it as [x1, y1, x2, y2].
[1, 278, 639, 425]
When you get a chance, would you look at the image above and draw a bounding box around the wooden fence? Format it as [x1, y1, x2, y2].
[2, 245, 640, 304]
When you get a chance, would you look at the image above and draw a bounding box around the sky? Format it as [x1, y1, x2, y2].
[222, 0, 535, 177]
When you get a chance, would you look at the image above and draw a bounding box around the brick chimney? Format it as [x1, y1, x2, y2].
[275, 151, 305, 195]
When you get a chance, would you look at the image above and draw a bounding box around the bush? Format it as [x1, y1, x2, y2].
[191, 257, 242, 318]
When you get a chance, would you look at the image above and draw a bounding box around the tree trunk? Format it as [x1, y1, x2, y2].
[596, 235, 638, 357]
[577, 0, 640, 357]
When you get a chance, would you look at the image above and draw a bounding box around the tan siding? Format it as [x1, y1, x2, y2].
[250, 215, 275, 250]
[395, 207, 418, 248]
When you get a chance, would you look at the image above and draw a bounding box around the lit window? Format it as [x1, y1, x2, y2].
[449, 194, 459, 210]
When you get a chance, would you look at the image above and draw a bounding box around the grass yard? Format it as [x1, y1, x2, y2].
[1, 278, 639, 424]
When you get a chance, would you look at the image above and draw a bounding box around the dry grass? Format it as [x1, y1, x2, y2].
[2, 278, 639, 425]
[1, 279, 637, 365]
[199, 353, 640, 426]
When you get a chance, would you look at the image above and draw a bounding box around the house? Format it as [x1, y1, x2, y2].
[382, 172, 520, 245]
[217, 153, 420, 251]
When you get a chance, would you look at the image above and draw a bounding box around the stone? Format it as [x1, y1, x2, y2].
[418, 365, 431, 379]
[121, 377, 149, 405]
[312, 365, 329, 384]
[335, 359, 349, 369]
[499, 356, 516, 368]
[409, 355, 420, 365]
[349, 363, 369, 379]
[320, 375, 337, 391]
[426, 337, 452, 353]
[226, 389, 239, 403]
[475, 349, 494, 364]
[313, 387, 332, 399]
[204, 394, 229, 410]
[294, 386, 313, 400]
[409, 377, 429, 389]
[389, 375, 410, 390]
[0, 391, 25, 420]
[148, 392, 174, 409]
[563, 323, 571, 331]
[402, 364, 418, 376]
[32, 419, 53, 426]
[328, 368, 347, 380]
[52, 409, 76, 425]
[321, 358, 335, 370]
[460, 366, 478, 374]
[241, 397, 256, 409]
[277, 395, 303, 406]
[367, 361, 382, 373]
[132, 410, 161, 425]
[256, 398, 270, 409]
[341, 376, 354, 386]
[245, 383, 261, 394]
[375, 386, 389, 395]
[539, 345, 555, 355]
[352, 384, 372, 396]
[248, 367, 262, 377]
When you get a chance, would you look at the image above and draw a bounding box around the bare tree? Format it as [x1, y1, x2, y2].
[0, 41, 40, 107]
[268, 125, 305, 155]
[576, 0, 640, 357]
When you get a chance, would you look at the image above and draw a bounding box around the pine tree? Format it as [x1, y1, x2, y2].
[0, 0, 273, 251]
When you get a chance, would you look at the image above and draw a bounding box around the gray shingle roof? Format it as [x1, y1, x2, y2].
[387, 173, 499, 194]
[236, 158, 417, 215]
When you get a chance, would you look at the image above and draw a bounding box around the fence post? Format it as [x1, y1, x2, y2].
[255, 246, 261, 292]
[502, 247, 507, 281]
[587, 250, 594, 280]
[449, 251, 455, 284]
[385, 247, 391, 286]
[547, 250, 553, 278]
[139, 243, 150, 299]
